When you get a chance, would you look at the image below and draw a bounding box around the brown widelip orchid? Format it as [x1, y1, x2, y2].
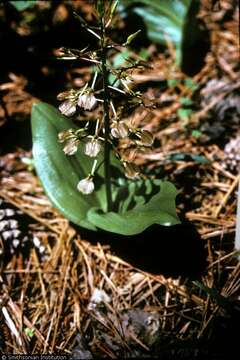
[31, 0, 179, 236]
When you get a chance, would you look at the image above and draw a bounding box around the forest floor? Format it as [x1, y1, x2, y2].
[0, 1, 239, 358]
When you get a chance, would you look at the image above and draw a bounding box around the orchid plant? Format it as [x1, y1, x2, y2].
[31, 0, 180, 235]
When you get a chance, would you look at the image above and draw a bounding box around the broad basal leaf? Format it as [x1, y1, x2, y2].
[87, 181, 180, 235]
[32, 102, 179, 236]
[31, 102, 105, 231]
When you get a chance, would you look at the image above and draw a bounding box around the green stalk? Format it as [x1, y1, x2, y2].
[100, 12, 113, 212]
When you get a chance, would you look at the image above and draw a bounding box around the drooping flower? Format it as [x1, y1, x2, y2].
[77, 177, 94, 194]
[120, 147, 138, 162]
[124, 162, 140, 179]
[58, 129, 74, 143]
[136, 130, 154, 146]
[84, 139, 101, 157]
[58, 100, 76, 117]
[63, 138, 79, 155]
[78, 92, 97, 110]
[57, 89, 76, 101]
[120, 76, 133, 91]
[55, 47, 78, 60]
[111, 121, 129, 139]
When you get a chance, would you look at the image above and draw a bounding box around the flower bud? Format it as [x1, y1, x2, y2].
[58, 129, 74, 143]
[56, 47, 78, 60]
[111, 122, 129, 139]
[124, 162, 140, 179]
[78, 93, 97, 110]
[77, 177, 94, 194]
[84, 139, 101, 158]
[57, 89, 76, 101]
[59, 100, 76, 117]
[63, 139, 79, 155]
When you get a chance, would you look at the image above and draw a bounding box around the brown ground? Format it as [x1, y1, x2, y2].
[0, 0, 239, 358]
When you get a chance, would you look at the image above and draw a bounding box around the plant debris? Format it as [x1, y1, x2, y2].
[0, 0, 239, 358]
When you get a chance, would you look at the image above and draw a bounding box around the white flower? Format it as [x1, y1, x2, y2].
[59, 100, 76, 117]
[111, 122, 129, 139]
[78, 93, 97, 110]
[63, 139, 79, 155]
[84, 139, 101, 157]
[77, 177, 94, 194]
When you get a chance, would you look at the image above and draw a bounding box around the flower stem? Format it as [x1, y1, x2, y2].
[100, 14, 113, 212]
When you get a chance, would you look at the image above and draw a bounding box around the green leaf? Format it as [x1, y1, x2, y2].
[191, 130, 201, 138]
[10, 1, 36, 11]
[31, 102, 106, 231]
[32, 102, 179, 236]
[167, 153, 210, 164]
[184, 78, 199, 91]
[177, 108, 192, 118]
[24, 327, 35, 338]
[167, 79, 179, 88]
[180, 96, 193, 106]
[87, 181, 180, 235]
[120, 0, 195, 64]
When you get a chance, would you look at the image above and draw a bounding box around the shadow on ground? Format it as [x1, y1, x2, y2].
[75, 220, 207, 279]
